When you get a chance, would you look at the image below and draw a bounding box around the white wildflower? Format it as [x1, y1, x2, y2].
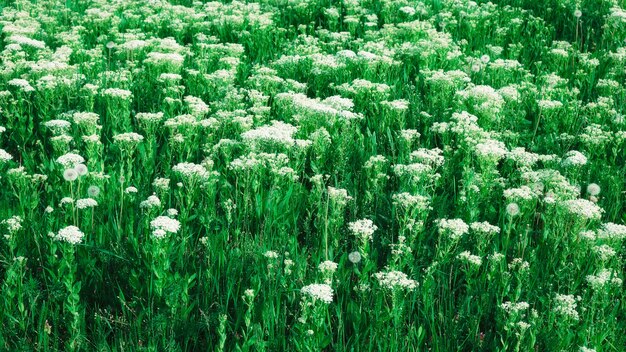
[348, 219, 377, 242]
[76, 198, 98, 209]
[553, 294, 580, 321]
[301, 283, 334, 304]
[436, 218, 469, 240]
[374, 270, 418, 291]
[150, 216, 180, 237]
[457, 251, 482, 267]
[55, 225, 85, 244]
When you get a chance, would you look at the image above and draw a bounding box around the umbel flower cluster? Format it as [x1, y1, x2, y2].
[0, 0, 625, 351]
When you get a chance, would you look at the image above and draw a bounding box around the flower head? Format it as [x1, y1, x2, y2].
[301, 283, 334, 304]
[55, 226, 85, 244]
[150, 216, 180, 238]
[63, 168, 78, 182]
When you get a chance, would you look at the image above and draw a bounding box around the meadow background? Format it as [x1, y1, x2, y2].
[0, 0, 625, 350]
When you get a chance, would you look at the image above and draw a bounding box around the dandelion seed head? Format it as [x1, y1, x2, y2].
[63, 168, 78, 182]
[506, 203, 520, 217]
[586, 183, 601, 196]
[74, 163, 88, 176]
[348, 251, 362, 264]
[87, 185, 100, 197]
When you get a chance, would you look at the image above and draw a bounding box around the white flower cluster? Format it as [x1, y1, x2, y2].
[113, 132, 144, 144]
[145, 52, 185, 68]
[140, 194, 162, 209]
[561, 150, 587, 167]
[392, 192, 431, 211]
[474, 139, 508, 162]
[436, 218, 469, 240]
[172, 162, 211, 181]
[400, 129, 420, 141]
[586, 269, 622, 290]
[580, 124, 613, 148]
[507, 147, 540, 168]
[381, 99, 409, 111]
[457, 251, 482, 267]
[424, 69, 471, 88]
[184, 95, 210, 116]
[76, 198, 98, 209]
[318, 260, 338, 282]
[393, 162, 437, 182]
[102, 88, 132, 100]
[263, 250, 279, 259]
[348, 219, 377, 242]
[503, 186, 538, 201]
[409, 148, 444, 167]
[579, 347, 596, 352]
[500, 301, 530, 314]
[374, 270, 418, 291]
[521, 169, 580, 200]
[150, 216, 181, 239]
[229, 152, 289, 172]
[119, 39, 147, 51]
[336, 79, 391, 97]
[56, 152, 85, 168]
[55, 225, 85, 244]
[560, 198, 603, 221]
[153, 178, 170, 191]
[72, 112, 100, 126]
[8, 78, 35, 92]
[553, 294, 580, 321]
[301, 283, 334, 304]
[44, 119, 72, 134]
[0, 149, 13, 163]
[508, 258, 530, 272]
[596, 222, 626, 241]
[592, 244, 616, 261]
[275, 92, 362, 122]
[327, 186, 353, 205]
[2, 216, 22, 234]
[538, 99, 563, 110]
[457, 84, 505, 118]
[136, 112, 164, 124]
[470, 221, 500, 235]
[241, 120, 297, 146]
